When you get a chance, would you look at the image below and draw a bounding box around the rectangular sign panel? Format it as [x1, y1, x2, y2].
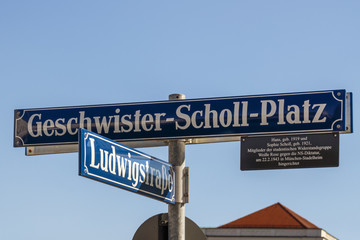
[79, 129, 175, 204]
[241, 133, 339, 170]
[15, 89, 348, 147]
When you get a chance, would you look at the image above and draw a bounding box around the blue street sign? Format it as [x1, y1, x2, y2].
[79, 129, 175, 204]
[14, 89, 351, 147]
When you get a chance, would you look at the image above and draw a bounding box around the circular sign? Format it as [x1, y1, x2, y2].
[133, 213, 207, 240]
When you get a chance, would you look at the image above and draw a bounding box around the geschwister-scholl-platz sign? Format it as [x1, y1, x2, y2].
[14, 89, 351, 147]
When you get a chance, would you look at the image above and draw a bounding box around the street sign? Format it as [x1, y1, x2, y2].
[241, 133, 339, 170]
[15, 89, 350, 148]
[79, 129, 175, 204]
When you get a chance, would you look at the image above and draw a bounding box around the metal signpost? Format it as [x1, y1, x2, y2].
[168, 94, 187, 240]
[79, 128, 176, 204]
[14, 89, 353, 240]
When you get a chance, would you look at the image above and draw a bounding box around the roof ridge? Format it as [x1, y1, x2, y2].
[277, 203, 319, 229]
[218, 202, 319, 229]
[218, 204, 273, 228]
[277, 203, 307, 228]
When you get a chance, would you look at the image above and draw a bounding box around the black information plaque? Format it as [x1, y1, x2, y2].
[241, 133, 339, 170]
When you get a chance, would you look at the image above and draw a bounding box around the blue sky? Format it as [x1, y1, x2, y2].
[1, 1, 359, 239]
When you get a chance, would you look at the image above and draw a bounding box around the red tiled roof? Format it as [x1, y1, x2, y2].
[218, 203, 319, 229]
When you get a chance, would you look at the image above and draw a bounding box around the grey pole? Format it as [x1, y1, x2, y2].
[168, 93, 186, 240]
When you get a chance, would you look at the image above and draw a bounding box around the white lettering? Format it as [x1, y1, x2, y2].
[43, 119, 54, 136]
[86, 137, 174, 197]
[277, 99, 286, 125]
[312, 103, 327, 123]
[79, 111, 92, 131]
[161, 165, 168, 195]
[141, 114, 154, 131]
[134, 110, 141, 132]
[191, 110, 203, 129]
[302, 100, 311, 123]
[155, 169, 161, 189]
[260, 100, 277, 125]
[89, 138, 99, 169]
[67, 117, 78, 135]
[139, 163, 146, 183]
[100, 149, 109, 172]
[286, 105, 301, 124]
[113, 109, 121, 133]
[28, 114, 42, 137]
[121, 114, 133, 133]
[116, 155, 127, 178]
[241, 101, 249, 127]
[168, 172, 174, 193]
[154, 113, 166, 131]
[233, 102, 241, 127]
[94, 115, 113, 134]
[175, 105, 191, 130]
[149, 167, 155, 187]
[54, 118, 66, 136]
[219, 109, 232, 127]
[204, 104, 219, 129]
[132, 162, 140, 187]
[108, 146, 116, 175]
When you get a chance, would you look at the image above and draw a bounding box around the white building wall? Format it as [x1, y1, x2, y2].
[202, 228, 338, 240]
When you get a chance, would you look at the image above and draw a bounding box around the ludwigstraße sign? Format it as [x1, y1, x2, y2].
[14, 89, 348, 147]
[79, 129, 175, 204]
